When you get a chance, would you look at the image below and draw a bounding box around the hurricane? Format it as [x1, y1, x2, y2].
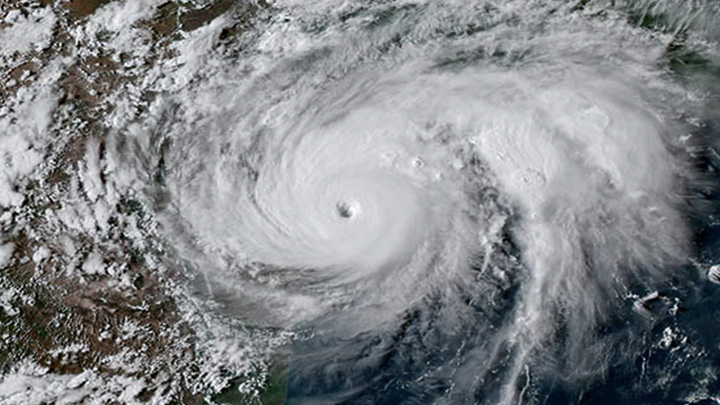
[123, 0, 719, 402]
[2, 0, 720, 403]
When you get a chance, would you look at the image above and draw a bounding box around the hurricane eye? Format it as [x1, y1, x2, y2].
[336, 201, 354, 219]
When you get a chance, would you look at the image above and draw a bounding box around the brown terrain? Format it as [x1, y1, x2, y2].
[0, 0, 285, 403]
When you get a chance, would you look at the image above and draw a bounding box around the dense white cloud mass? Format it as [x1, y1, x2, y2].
[152, 0, 719, 403]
